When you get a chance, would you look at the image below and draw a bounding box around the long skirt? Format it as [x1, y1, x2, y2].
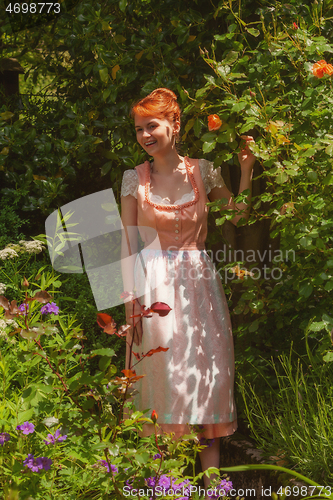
[126, 248, 237, 439]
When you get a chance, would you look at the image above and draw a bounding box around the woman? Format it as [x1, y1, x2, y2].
[120, 88, 255, 490]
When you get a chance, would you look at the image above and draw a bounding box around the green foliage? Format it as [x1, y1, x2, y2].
[238, 345, 333, 485]
[0, 203, 28, 249]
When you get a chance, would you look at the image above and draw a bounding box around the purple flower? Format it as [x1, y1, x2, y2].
[44, 428, 67, 445]
[16, 422, 35, 435]
[96, 460, 118, 474]
[146, 476, 157, 488]
[19, 303, 29, 315]
[125, 478, 133, 488]
[199, 437, 215, 448]
[40, 302, 59, 315]
[37, 457, 53, 471]
[23, 454, 52, 472]
[0, 432, 10, 446]
[153, 453, 161, 460]
[207, 491, 218, 500]
[219, 479, 233, 494]
[23, 454, 42, 472]
[172, 478, 190, 492]
[158, 475, 171, 488]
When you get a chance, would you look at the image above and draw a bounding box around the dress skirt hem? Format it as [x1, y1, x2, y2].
[140, 420, 238, 439]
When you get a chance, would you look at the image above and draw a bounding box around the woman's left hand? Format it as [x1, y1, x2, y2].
[238, 135, 256, 173]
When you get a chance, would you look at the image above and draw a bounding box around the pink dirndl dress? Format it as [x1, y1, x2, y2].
[122, 157, 237, 439]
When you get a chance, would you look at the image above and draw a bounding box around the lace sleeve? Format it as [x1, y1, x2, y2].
[199, 159, 225, 194]
[121, 170, 139, 199]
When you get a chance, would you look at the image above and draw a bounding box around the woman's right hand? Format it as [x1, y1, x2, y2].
[125, 299, 143, 346]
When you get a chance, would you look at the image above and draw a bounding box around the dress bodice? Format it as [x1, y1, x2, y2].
[135, 157, 209, 251]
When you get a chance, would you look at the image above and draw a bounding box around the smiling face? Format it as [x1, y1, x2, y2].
[134, 115, 179, 157]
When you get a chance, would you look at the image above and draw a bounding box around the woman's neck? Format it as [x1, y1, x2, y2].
[151, 149, 184, 175]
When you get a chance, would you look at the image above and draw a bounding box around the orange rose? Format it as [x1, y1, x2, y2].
[324, 63, 333, 76]
[312, 60, 333, 78]
[208, 114, 222, 131]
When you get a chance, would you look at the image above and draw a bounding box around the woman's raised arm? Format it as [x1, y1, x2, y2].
[208, 135, 255, 226]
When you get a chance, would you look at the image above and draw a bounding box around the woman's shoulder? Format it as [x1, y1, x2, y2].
[195, 158, 225, 192]
[121, 169, 139, 198]
[122, 168, 139, 178]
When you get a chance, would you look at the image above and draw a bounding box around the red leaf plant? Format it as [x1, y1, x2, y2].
[96, 313, 130, 337]
[130, 302, 172, 319]
[96, 296, 171, 429]
[27, 290, 53, 303]
[111, 369, 146, 394]
[0, 296, 22, 320]
[145, 346, 169, 357]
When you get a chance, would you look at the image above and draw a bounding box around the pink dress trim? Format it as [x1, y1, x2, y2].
[144, 156, 200, 211]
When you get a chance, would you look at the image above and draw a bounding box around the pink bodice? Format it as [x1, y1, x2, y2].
[135, 157, 209, 251]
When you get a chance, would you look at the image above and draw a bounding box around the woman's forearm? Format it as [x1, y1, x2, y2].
[232, 169, 253, 224]
[121, 226, 138, 298]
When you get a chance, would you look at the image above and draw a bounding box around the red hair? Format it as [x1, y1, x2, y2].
[131, 88, 181, 125]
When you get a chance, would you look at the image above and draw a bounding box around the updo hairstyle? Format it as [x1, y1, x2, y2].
[131, 88, 181, 128]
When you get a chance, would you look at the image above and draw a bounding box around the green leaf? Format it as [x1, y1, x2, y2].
[100, 149, 118, 160]
[103, 88, 112, 101]
[323, 174, 333, 185]
[223, 51, 239, 65]
[99, 68, 109, 83]
[307, 171, 318, 182]
[324, 281, 333, 291]
[322, 313, 333, 324]
[276, 172, 289, 184]
[247, 28, 260, 37]
[309, 321, 326, 332]
[91, 348, 115, 357]
[203, 141, 216, 153]
[99, 356, 111, 371]
[239, 121, 256, 134]
[300, 236, 312, 248]
[216, 64, 230, 80]
[68, 451, 89, 463]
[119, 0, 127, 12]
[220, 465, 319, 486]
[194, 118, 201, 137]
[249, 319, 259, 332]
[42, 416, 59, 427]
[298, 283, 313, 298]
[325, 144, 333, 156]
[101, 161, 113, 176]
[134, 452, 150, 464]
[20, 329, 39, 340]
[201, 132, 217, 142]
[232, 101, 247, 113]
[217, 128, 236, 143]
[323, 351, 333, 363]
[18, 409, 35, 423]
